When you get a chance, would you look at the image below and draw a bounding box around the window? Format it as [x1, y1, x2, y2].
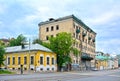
[18, 57, 21, 65]
[40, 56, 43, 65]
[18, 68, 20, 70]
[51, 26, 54, 31]
[47, 57, 49, 65]
[46, 36, 49, 40]
[76, 26, 78, 29]
[24, 56, 27, 64]
[40, 68, 43, 71]
[12, 68, 15, 70]
[51, 35, 53, 38]
[73, 33, 75, 38]
[76, 34, 78, 39]
[12, 57, 15, 65]
[52, 58, 54, 65]
[24, 68, 27, 70]
[52, 68, 54, 71]
[73, 23, 75, 28]
[47, 68, 49, 71]
[8, 57, 10, 65]
[30, 56, 34, 64]
[56, 25, 59, 30]
[46, 27, 49, 32]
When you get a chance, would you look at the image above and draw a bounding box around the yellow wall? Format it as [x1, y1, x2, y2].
[96, 60, 108, 70]
[4, 50, 57, 70]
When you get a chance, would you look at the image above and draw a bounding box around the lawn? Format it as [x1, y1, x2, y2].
[0, 70, 14, 74]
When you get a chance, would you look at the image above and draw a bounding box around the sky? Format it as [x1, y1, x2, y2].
[0, 0, 120, 54]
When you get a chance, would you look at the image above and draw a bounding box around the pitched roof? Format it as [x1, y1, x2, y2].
[5, 44, 52, 53]
[0, 39, 9, 42]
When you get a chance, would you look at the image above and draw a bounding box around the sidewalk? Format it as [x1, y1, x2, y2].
[1, 69, 119, 76]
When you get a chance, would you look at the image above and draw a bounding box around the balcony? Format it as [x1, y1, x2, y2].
[76, 29, 80, 34]
[81, 53, 93, 61]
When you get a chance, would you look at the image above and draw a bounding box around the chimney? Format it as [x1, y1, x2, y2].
[21, 43, 25, 49]
[49, 18, 54, 21]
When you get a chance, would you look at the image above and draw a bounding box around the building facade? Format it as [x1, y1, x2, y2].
[95, 52, 108, 70]
[39, 15, 96, 70]
[3, 44, 57, 72]
[0, 39, 9, 46]
[95, 52, 119, 70]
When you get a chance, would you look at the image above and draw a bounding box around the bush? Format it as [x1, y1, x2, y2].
[0, 70, 13, 74]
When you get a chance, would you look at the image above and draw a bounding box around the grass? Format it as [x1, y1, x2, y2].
[0, 70, 14, 74]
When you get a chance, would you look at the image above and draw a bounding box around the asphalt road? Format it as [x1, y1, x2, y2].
[0, 69, 120, 81]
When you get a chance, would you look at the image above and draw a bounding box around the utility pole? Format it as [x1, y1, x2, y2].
[29, 38, 31, 70]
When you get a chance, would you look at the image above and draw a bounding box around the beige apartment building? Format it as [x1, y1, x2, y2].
[38, 15, 96, 70]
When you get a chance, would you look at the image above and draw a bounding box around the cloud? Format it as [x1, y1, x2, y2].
[86, 10, 120, 26]
[0, 0, 120, 54]
[0, 3, 6, 14]
[96, 38, 120, 54]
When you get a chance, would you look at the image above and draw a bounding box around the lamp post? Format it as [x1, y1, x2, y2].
[35, 53, 37, 72]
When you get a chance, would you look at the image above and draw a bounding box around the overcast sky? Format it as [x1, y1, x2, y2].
[0, 0, 120, 54]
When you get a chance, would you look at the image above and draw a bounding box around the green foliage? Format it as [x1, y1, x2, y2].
[32, 39, 51, 49]
[0, 70, 13, 74]
[49, 32, 73, 67]
[71, 47, 81, 57]
[9, 34, 26, 46]
[0, 40, 5, 47]
[0, 46, 5, 67]
[33, 39, 42, 44]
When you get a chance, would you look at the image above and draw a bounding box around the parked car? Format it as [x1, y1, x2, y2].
[91, 67, 98, 71]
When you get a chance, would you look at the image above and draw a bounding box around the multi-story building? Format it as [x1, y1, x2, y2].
[0, 38, 10, 46]
[38, 15, 96, 70]
[3, 44, 57, 72]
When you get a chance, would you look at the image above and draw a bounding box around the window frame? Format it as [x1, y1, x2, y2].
[52, 58, 54, 65]
[24, 56, 27, 64]
[47, 57, 50, 65]
[12, 57, 15, 65]
[30, 56, 34, 65]
[56, 25, 59, 30]
[46, 27, 49, 32]
[40, 56, 43, 65]
[51, 26, 54, 31]
[8, 57, 10, 65]
[18, 57, 21, 65]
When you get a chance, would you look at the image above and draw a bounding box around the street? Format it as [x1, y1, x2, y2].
[0, 69, 120, 81]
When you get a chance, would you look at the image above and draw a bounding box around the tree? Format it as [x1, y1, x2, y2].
[33, 39, 42, 44]
[49, 32, 73, 71]
[32, 39, 51, 49]
[9, 34, 26, 46]
[0, 40, 5, 46]
[71, 47, 81, 57]
[0, 46, 5, 67]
